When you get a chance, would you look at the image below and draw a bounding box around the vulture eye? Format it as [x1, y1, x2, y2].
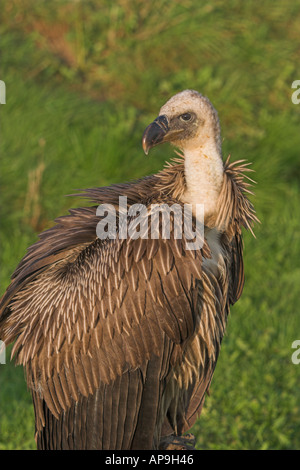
[180, 113, 192, 122]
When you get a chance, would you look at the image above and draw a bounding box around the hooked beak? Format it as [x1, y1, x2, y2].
[142, 115, 183, 155]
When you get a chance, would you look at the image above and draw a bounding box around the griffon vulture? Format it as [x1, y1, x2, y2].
[0, 90, 258, 449]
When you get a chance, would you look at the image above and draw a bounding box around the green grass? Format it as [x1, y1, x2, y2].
[1, 0, 300, 450]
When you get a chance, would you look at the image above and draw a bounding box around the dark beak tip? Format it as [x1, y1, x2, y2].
[142, 115, 169, 155]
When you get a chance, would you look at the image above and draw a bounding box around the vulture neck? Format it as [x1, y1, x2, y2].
[181, 135, 224, 221]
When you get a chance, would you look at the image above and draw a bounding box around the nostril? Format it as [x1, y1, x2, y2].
[154, 115, 169, 131]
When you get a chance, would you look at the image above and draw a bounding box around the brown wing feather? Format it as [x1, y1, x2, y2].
[228, 233, 245, 304]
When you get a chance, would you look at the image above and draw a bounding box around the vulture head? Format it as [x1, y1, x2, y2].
[143, 90, 224, 218]
[142, 89, 221, 155]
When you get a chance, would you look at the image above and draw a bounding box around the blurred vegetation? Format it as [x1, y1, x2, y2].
[0, 0, 300, 450]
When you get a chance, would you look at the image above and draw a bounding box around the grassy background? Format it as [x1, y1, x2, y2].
[1, 0, 300, 450]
